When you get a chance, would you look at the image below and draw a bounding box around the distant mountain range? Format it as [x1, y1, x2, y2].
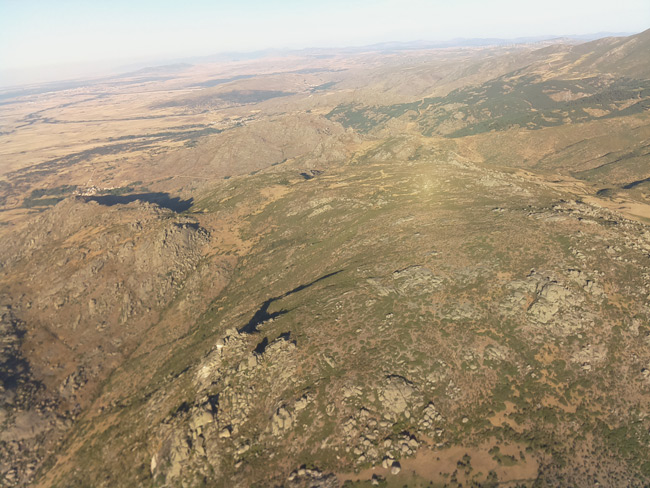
[0, 31, 639, 89]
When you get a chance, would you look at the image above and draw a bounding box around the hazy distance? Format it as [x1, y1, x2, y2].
[1, 0, 649, 87]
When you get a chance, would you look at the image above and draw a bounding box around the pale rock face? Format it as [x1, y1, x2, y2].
[168, 435, 191, 480]
[419, 402, 442, 430]
[150, 453, 158, 475]
[294, 395, 311, 411]
[271, 406, 294, 436]
[378, 375, 415, 419]
[501, 269, 599, 335]
[189, 409, 214, 433]
[392, 265, 442, 295]
[528, 282, 572, 324]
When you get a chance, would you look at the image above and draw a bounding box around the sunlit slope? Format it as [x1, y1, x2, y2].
[561, 29, 650, 79]
[325, 30, 650, 201]
[40, 141, 650, 487]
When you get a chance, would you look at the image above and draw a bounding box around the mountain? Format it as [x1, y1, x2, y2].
[564, 28, 650, 78]
[1, 30, 650, 487]
[325, 29, 650, 198]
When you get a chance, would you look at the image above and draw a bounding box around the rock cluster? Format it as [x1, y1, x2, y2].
[378, 375, 416, 419]
[286, 466, 339, 488]
[502, 268, 604, 336]
[150, 325, 304, 484]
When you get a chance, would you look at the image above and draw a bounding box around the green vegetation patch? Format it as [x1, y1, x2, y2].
[216, 90, 294, 104]
[21, 185, 77, 208]
[326, 76, 650, 138]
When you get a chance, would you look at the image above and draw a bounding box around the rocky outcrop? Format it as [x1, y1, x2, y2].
[271, 406, 294, 436]
[367, 265, 441, 297]
[527, 279, 577, 324]
[502, 268, 605, 335]
[378, 375, 416, 419]
[149, 325, 304, 485]
[392, 265, 442, 295]
[286, 466, 339, 488]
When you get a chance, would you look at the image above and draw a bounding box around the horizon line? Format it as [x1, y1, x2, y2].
[0, 29, 642, 91]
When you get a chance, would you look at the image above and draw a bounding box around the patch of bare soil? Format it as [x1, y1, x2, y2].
[337, 441, 539, 486]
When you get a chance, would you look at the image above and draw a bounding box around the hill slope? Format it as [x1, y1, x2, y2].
[1, 31, 650, 487]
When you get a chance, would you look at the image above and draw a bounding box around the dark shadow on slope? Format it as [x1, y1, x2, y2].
[238, 270, 343, 335]
[0, 310, 42, 403]
[85, 193, 193, 212]
[622, 177, 650, 190]
[254, 332, 292, 355]
[254, 337, 269, 355]
[300, 169, 323, 180]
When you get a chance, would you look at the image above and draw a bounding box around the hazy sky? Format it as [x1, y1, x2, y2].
[1, 0, 648, 84]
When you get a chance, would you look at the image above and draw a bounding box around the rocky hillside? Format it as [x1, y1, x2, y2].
[13, 143, 650, 487]
[1, 30, 650, 487]
[0, 197, 229, 486]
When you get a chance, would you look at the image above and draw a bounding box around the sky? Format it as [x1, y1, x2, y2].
[0, 0, 649, 86]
